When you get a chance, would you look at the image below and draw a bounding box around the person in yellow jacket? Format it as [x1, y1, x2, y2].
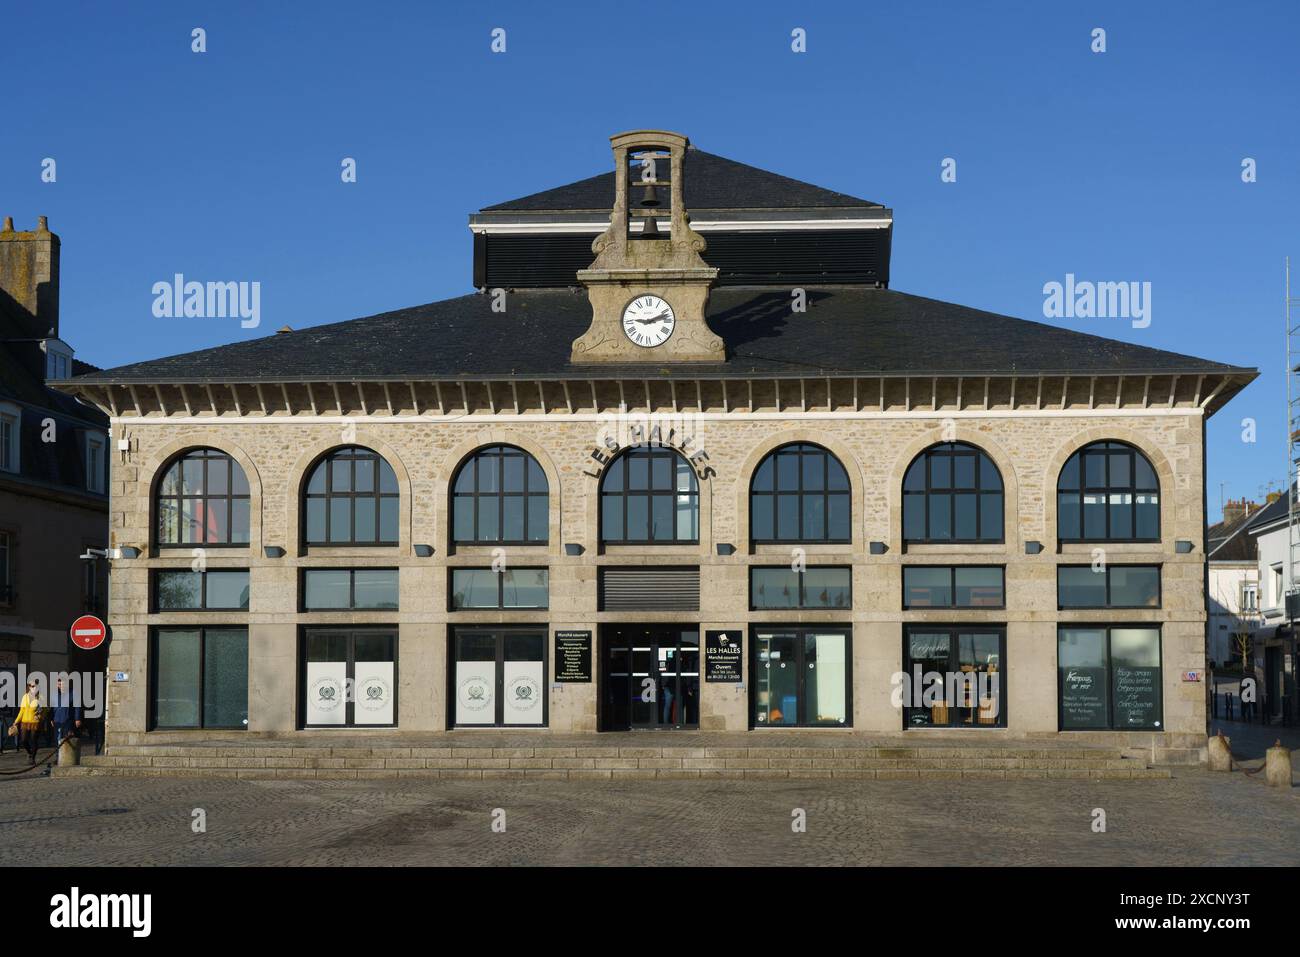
[14, 681, 45, 765]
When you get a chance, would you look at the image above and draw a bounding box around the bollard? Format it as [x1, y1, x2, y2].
[1265, 740, 1292, 788]
[57, 736, 81, 767]
[1207, 731, 1232, 772]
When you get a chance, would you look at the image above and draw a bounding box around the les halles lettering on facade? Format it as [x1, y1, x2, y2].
[56, 131, 1257, 761]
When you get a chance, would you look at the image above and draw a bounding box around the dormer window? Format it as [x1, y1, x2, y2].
[42, 339, 73, 381]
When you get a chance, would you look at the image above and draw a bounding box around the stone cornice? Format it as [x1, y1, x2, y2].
[56, 370, 1250, 424]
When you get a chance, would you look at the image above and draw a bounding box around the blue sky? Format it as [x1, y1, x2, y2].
[4, 0, 1297, 520]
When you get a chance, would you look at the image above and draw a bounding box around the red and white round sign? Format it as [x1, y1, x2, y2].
[69, 615, 107, 650]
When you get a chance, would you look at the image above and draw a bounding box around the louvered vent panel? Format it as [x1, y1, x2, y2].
[599, 567, 701, 611]
[482, 231, 889, 288]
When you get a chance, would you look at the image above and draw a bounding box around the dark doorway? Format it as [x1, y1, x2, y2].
[600, 625, 699, 730]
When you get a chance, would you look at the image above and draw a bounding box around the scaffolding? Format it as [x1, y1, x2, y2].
[1289, 258, 1300, 606]
[1285, 258, 1300, 720]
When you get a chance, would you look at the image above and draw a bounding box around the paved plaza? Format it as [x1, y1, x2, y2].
[0, 756, 1295, 866]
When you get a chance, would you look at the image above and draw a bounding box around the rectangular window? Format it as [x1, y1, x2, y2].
[902, 566, 1004, 609]
[1058, 565, 1160, 609]
[451, 628, 547, 727]
[301, 628, 397, 727]
[82, 554, 104, 614]
[0, 531, 10, 604]
[450, 568, 549, 610]
[752, 627, 851, 727]
[85, 433, 106, 493]
[46, 350, 70, 380]
[750, 567, 851, 610]
[1241, 582, 1259, 613]
[302, 568, 399, 610]
[151, 627, 248, 729]
[1058, 626, 1162, 730]
[0, 411, 17, 473]
[154, 569, 250, 611]
[902, 627, 1005, 728]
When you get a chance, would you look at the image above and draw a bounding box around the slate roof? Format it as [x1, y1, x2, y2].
[0, 305, 108, 497]
[67, 286, 1255, 398]
[1208, 508, 1263, 561]
[482, 149, 883, 213]
[1246, 492, 1293, 536]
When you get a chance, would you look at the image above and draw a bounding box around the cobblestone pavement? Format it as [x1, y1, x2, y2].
[0, 766, 1296, 866]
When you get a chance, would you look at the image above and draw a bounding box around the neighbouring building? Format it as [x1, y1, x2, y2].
[0, 216, 110, 681]
[57, 131, 1257, 763]
[1206, 498, 1262, 667]
[1245, 491, 1298, 722]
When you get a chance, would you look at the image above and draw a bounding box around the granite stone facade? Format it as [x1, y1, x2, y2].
[96, 400, 1210, 762]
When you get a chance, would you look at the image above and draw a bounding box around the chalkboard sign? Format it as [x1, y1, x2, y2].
[1112, 666, 1161, 729]
[705, 630, 743, 682]
[553, 631, 592, 683]
[1060, 666, 1108, 729]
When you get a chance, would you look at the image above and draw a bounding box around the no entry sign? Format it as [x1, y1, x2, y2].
[70, 615, 107, 650]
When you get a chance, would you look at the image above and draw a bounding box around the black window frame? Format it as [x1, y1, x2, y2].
[599, 445, 700, 545]
[749, 624, 854, 729]
[901, 624, 1007, 729]
[448, 626, 550, 729]
[901, 565, 1006, 610]
[152, 568, 251, 612]
[448, 567, 550, 611]
[300, 567, 400, 611]
[1057, 564, 1162, 609]
[299, 626, 399, 729]
[1057, 440, 1161, 544]
[748, 566, 853, 611]
[302, 446, 400, 547]
[451, 444, 549, 546]
[1057, 624, 1163, 731]
[902, 442, 1004, 545]
[148, 625, 249, 731]
[155, 448, 251, 549]
[749, 442, 851, 545]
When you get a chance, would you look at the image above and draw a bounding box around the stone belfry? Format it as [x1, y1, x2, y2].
[571, 130, 724, 363]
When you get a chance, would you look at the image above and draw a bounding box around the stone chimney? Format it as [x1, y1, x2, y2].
[0, 216, 60, 339]
[1222, 498, 1258, 525]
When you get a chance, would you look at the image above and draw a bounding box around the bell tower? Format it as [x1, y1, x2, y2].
[571, 130, 724, 363]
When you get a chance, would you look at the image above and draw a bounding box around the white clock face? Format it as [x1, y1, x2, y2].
[622, 295, 675, 347]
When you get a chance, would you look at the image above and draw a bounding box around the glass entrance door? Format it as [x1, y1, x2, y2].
[451, 629, 547, 727]
[601, 626, 699, 730]
[752, 628, 850, 727]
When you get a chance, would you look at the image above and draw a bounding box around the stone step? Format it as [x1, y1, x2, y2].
[52, 764, 1172, 781]
[76, 754, 1142, 771]
[98, 744, 1131, 761]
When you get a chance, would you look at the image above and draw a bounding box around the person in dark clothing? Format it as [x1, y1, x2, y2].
[49, 677, 82, 746]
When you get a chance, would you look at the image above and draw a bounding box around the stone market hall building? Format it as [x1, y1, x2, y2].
[58, 131, 1255, 763]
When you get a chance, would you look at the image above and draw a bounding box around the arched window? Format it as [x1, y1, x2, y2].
[750, 443, 850, 543]
[903, 442, 1004, 543]
[303, 446, 399, 545]
[1057, 441, 1159, 542]
[600, 446, 699, 543]
[452, 445, 548, 544]
[156, 448, 250, 546]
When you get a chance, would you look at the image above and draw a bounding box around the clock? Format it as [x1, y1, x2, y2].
[621, 294, 675, 347]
